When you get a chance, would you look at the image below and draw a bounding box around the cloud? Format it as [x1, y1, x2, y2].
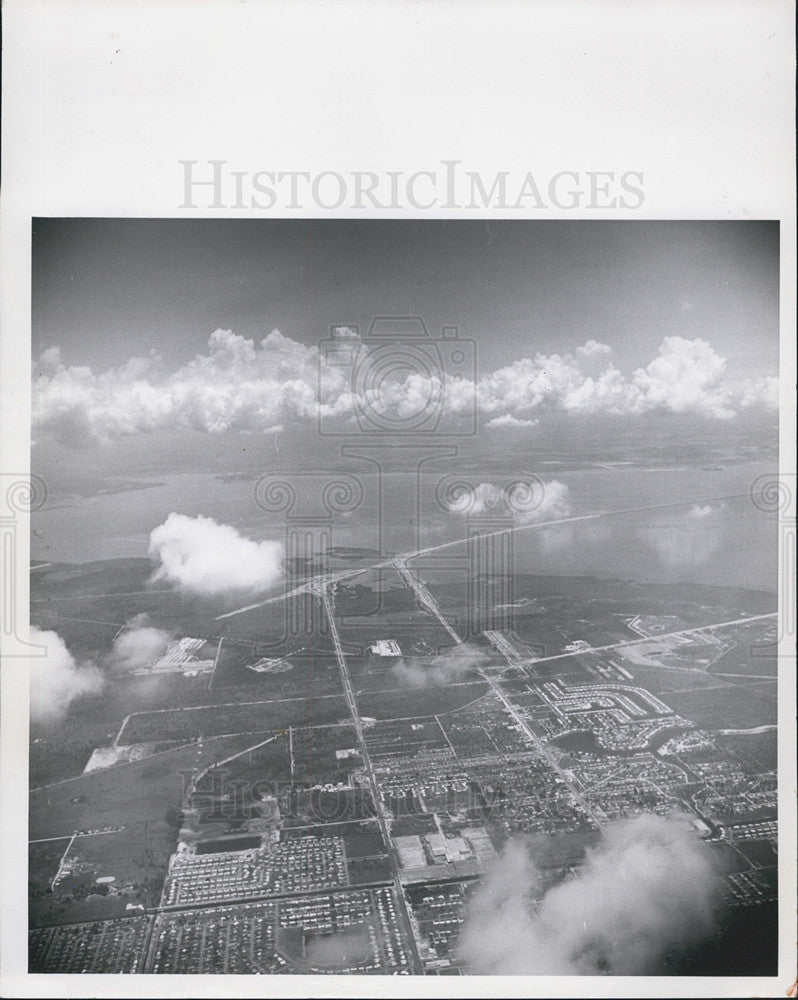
[640, 503, 725, 569]
[391, 643, 488, 688]
[33, 331, 778, 446]
[446, 479, 572, 526]
[457, 813, 721, 975]
[447, 482, 506, 517]
[103, 615, 171, 673]
[739, 375, 779, 411]
[631, 336, 734, 419]
[29, 627, 104, 721]
[484, 414, 539, 429]
[509, 479, 572, 525]
[688, 503, 718, 519]
[148, 513, 284, 599]
[33, 329, 341, 446]
[331, 326, 361, 340]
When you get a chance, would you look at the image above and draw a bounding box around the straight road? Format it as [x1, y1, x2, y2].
[391, 557, 463, 645]
[517, 612, 777, 669]
[315, 581, 423, 974]
[218, 491, 758, 623]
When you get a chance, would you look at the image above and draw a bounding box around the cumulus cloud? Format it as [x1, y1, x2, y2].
[484, 413, 539, 429]
[148, 513, 284, 599]
[446, 479, 572, 526]
[331, 326, 361, 341]
[447, 482, 506, 517]
[510, 479, 572, 525]
[29, 627, 104, 721]
[391, 643, 487, 688]
[631, 336, 734, 419]
[32, 330, 777, 446]
[33, 329, 342, 446]
[576, 339, 613, 364]
[739, 374, 779, 411]
[103, 614, 171, 673]
[457, 813, 721, 975]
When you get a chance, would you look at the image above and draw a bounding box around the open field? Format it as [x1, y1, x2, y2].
[30, 826, 167, 928]
[210, 635, 341, 692]
[716, 730, 777, 774]
[356, 683, 488, 721]
[30, 673, 213, 786]
[30, 732, 294, 839]
[663, 685, 776, 730]
[118, 693, 350, 744]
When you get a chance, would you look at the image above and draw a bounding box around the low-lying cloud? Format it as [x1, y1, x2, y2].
[457, 812, 722, 975]
[640, 503, 726, 570]
[391, 643, 487, 688]
[447, 478, 572, 525]
[29, 626, 104, 721]
[148, 512, 284, 599]
[103, 614, 171, 673]
[33, 330, 777, 446]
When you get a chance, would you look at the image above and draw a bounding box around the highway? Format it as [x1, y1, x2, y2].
[390, 556, 463, 645]
[389, 557, 605, 827]
[217, 490, 759, 624]
[315, 580, 423, 974]
[512, 612, 778, 670]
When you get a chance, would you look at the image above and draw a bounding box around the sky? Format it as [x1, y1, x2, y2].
[31, 219, 779, 480]
[33, 219, 778, 375]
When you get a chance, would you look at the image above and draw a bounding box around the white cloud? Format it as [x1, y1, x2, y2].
[688, 503, 718, 519]
[447, 482, 506, 517]
[103, 615, 171, 673]
[331, 326, 361, 340]
[447, 479, 572, 526]
[34, 329, 346, 446]
[391, 643, 487, 688]
[576, 339, 612, 361]
[631, 336, 734, 419]
[29, 627, 104, 721]
[148, 513, 284, 599]
[457, 813, 721, 975]
[484, 413, 539, 429]
[509, 479, 572, 524]
[739, 374, 779, 410]
[33, 330, 778, 446]
[639, 504, 725, 570]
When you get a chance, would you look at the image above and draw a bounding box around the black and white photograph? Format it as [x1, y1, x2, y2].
[25, 218, 782, 977]
[0, 2, 794, 998]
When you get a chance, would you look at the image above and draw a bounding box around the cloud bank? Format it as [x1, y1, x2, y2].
[29, 627, 104, 721]
[457, 813, 722, 975]
[34, 330, 777, 446]
[148, 513, 284, 599]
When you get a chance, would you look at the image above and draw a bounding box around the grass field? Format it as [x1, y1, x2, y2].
[356, 682, 488, 721]
[663, 685, 776, 730]
[30, 827, 167, 928]
[118, 693, 350, 743]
